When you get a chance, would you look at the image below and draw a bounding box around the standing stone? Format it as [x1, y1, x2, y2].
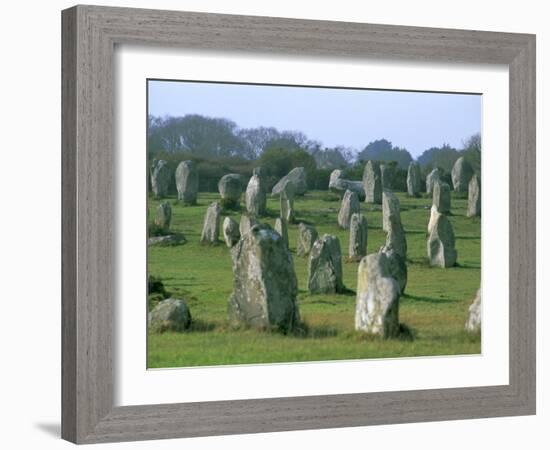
[148, 298, 192, 333]
[239, 214, 259, 237]
[297, 223, 318, 257]
[175, 160, 198, 205]
[426, 168, 440, 195]
[407, 162, 421, 197]
[337, 190, 360, 229]
[349, 213, 368, 262]
[355, 252, 400, 338]
[427, 212, 457, 267]
[427, 204, 438, 235]
[150, 159, 171, 199]
[433, 181, 451, 214]
[382, 190, 400, 233]
[200, 202, 221, 244]
[465, 288, 482, 332]
[451, 156, 474, 192]
[245, 173, 266, 216]
[380, 244, 407, 294]
[222, 216, 240, 248]
[154, 202, 171, 231]
[362, 160, 382, 204]
[467, 174, 481, 217]
[280, 180, 295, 223]
[382, 191, 407, 259]
[307, 235, 345, 294]
[228, 224, 300, 332]
[218, 174, 243, 208]
[386, 220, 407, 260]
[329, 169, 365, 200]
[272, 167, 307, 196]
[274, 217, 289, 248]
[380, 164, 395, 190]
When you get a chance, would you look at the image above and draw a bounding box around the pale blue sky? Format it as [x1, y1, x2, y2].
[148, 80, 481, 158]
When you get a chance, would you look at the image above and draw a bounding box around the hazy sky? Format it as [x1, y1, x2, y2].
[148, 79, 481, 158]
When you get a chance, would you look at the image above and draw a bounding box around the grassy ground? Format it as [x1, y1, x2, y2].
[147, 190, 481, 368]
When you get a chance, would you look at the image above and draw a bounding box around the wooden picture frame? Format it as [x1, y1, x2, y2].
[62, 5, 536, 444]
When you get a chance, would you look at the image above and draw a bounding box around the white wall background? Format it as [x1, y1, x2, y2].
[0, 1, 546, 448]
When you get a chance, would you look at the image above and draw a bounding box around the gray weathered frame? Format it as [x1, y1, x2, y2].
[62, 5, 536, 444]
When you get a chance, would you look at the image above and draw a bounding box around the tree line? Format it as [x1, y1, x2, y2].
[148, 114, 481, 193]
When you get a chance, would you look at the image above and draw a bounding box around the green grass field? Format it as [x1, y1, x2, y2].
[147, 190, 481, 368]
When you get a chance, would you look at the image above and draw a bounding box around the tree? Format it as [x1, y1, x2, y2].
[311, 147, 348, 169]
[356, 139, 413, 169]
[460, 133, 481, 174]
[257, 147, 318, 190]
[147, 115, 250, 158]
[417, 144, 460, 172]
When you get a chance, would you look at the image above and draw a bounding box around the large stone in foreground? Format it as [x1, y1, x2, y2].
[407, 162, 421, 196]
[223, 216, 240, 248]
[426, 168, 440, 195]
[433, 181, 451, 214]
[150, 159, 171, 198]
[427, 212, 457, 267]
[200, 202, 221, 244]
[355, 252, 400, 338]
[239, 214, 259, 237]
[349, 213, 368, 261]
[218, 174, 243, 207]
[329, 169, 365, 200]
[385, 221, 407, 260]
[175, 160, 198, 205]
[228, 224, 300, 332]
[465, 288, 482, 332]
[149, 298, 192, 333]
[467, 174, 481, 217]
[380, 243, 407, 294]
[307, 234, 345, 294]
[451, 156, 474, 192]
[297, 223, 318, 257]
[338, 189, 360, 229]
[154, 202, 171, 231]
[245, 173, 266, 216]
[272, 167, 307, 196]
[362, 160, 382, 204]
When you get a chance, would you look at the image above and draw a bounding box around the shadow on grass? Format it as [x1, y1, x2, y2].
[454, 262, 481, 270]
[188, 318, 218, 332]
[397, 323, 416, 341]
[301, 323, 340, 339]
[403, 294, 458, 304]
[293, 218, 315, 226]
[261, 209, 281, 219]
[305, 299, 339, 306]
[319, 195, 341, 203]
[345, 323, 416, 342]
[340, 287, 357, 296]
[298, 288, 356, 298]
[404, 229, 428, 236]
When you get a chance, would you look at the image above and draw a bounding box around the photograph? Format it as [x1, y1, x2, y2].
[146, 79, 482, 369]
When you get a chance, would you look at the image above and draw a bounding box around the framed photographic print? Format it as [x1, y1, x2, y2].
[62, 5, 536, 444]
